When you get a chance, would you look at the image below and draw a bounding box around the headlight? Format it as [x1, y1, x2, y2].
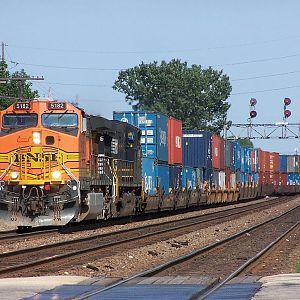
[51, 170, 61, 179]
[33, 132, 41, 145]
[11, 171, 19, 180]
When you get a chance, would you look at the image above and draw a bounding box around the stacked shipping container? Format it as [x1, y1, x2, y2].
[115, 109, 299, 197]
[113, 111, 170, 195]
[182, 130, 212, 189]
[279, 154, 299, 186]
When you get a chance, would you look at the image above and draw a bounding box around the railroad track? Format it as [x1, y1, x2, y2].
[71, 204, 300, 300]
[0, 228, 59, 242]
[0, 196, 292, 244]
[0, 196, 296, 277]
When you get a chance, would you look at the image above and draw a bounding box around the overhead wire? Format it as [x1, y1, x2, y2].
[231, 84, 300, 95]
[7, 35, 300, 54]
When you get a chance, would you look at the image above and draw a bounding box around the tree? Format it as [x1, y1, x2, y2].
[113, 59, 232, 133]
[0, 61, 39, 110]
[238, 138, 254, 148]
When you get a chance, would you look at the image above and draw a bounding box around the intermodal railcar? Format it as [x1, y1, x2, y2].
[0, 99, 297, 228]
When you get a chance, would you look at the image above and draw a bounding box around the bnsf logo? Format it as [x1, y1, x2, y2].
[14, 153, 58, 162]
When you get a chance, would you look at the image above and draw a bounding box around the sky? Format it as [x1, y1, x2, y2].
[1, 0, 300, 153]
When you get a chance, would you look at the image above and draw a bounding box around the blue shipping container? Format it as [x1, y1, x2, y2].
[240, 172, 248, 185]
[169, 165, 182, 191]
[251, 149, 259, 173]
[287, 173, 296, 185]
[142, 158, 169, 195]
[142, 157, 156, 195]
[234, 142, 242, 170]
[280, 155, 287, 173]
[244, 148, 252, 174]
[182, 130, 212, 169]
[203, 168, 213, 184]
[113, 111, 168, 162]
[156, 164, 169, 194]
[251, 173, 259, 185]
[240, 148, 245, 173]
[194, 167, 203, 188]
[182, 166, 196, 190]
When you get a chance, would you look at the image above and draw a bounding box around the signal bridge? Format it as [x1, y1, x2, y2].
[223, 122, 300, 140]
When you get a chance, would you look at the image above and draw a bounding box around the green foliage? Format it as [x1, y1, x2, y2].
[296, 258, 300, 272]
[113, 59, 232, 133]
[238, 138, 254, 148]
[0, 61, 39, 110]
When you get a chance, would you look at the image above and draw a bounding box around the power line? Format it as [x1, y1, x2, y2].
[206, 52, 300, 67]
[10, 51, 300, 72]
[231, 84, 300, 95]
[7, 35, 300, 54]
[35, 81, 111, 87]
[10, 61, 121, 71]
[232, 69, 300, 81]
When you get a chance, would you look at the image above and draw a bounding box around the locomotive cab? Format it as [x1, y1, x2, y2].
[0, 99, 83, 227]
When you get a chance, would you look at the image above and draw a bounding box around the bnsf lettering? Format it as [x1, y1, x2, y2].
[14, 153, 58, 162]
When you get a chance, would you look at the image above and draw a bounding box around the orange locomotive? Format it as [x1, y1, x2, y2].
[0, 99, 142, 227]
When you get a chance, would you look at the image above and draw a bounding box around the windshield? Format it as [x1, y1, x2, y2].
[42, 113, 78, 127]
[3, 114, 38, 128]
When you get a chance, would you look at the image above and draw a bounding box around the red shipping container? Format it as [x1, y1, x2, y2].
[258, 150, 270, 172]
[212, 135, 225, 170]
[225, 168, 231, 188]
[279, 173, 287, 186]
[269, 152, 279, 173]
[259, 171, 270, 185]
[270, 172, 279, 186]
[168, 117, 182, 165]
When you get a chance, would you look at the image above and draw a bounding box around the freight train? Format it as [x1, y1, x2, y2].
[0, 99, 299, 228]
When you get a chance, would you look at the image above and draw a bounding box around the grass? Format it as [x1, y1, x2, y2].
[296, 258, 300, 273]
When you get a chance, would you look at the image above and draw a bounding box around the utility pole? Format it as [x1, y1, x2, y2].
[1, 42, 5, 63]
[0, 42, 7, 75]
[0, 76, 44, 100]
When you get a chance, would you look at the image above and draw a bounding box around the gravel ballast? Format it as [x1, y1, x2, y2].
[36, 197, 300, 278]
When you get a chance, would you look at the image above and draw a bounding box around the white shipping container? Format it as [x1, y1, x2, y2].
[230, 173, 236, 189]
[218, 171, 226, 189]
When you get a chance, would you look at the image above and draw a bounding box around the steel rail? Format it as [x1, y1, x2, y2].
[0, 228, 59, 241]
[70, 205, 300, 300]
[0, 196, 291, 276]
[196, 221, 300, 300]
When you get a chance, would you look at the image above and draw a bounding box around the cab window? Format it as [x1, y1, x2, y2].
[3, 114, 38, 128]
[42, 113, 78, 127]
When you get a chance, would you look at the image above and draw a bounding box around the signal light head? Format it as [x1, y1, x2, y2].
[250, 98, 257, 106]
[284, 110, 291, 118]
[250, 110, 257, 118]
[284, 98, 291, 106]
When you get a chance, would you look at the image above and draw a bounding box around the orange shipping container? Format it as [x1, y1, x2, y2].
[168, 117, 182, 165]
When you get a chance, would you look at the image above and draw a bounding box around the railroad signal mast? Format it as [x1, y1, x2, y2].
[224, 97, 300, 140]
